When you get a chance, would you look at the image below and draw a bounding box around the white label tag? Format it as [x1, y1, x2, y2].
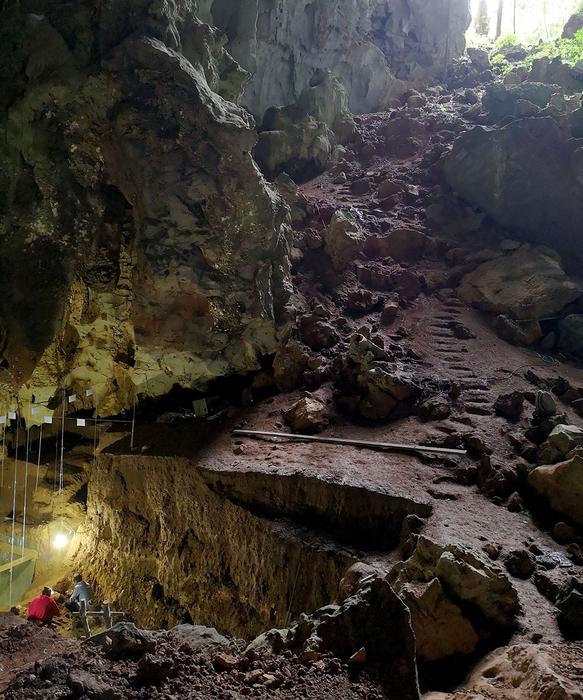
[68, 394, 77, 403]
[43, 416, 53, 424]
[8, 412, 16, 420]
[76, 418, 86, 427]
[85, 388, 94, 397]
[31, 406, 41, 415]
[0, 416, 6, 424]
[192, 399, 208, 417]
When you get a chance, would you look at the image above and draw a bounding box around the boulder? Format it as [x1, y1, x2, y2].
[494, 392, 524, 420]
[272, 340, 311, 391]
[300, 313, 340, 350]
[86, 623, 156, 657]
[458, 247, 580, 321]
[274, 173, 311, 224]
[255, 73, 355, 181]
[503, 549, 535, 580]
[572, 106, 583, 138]
[338, 562, 378, 600]
[493, 315, 542, 346]
[547, 424, 583, 456]
[529, 455, 583, 526]
[389, 536, 519, 660]
[397, 578, 479, 662]
[167, 624, 229, 651]
[284, 396, 330, 433]
[364, 228, 430, 263]
[247, 578, 420, 700]
[557, 583, 583, 638]
[333, 333, 423, 421]
[528, 57, 583, 93]
[345, 289, 379, 315]
[444, 117, 583, 260]
[559, 314, 583, 360]
[467, 47, 491, 71]
[67, 671, 118, 699]
[325, 210, 366, 271]
[481, 82, 559, 121]
[563, 10, 583, 38]
[423, 642, 583, 700]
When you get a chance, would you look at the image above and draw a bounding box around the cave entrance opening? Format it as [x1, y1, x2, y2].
[468, 0, 580, 43]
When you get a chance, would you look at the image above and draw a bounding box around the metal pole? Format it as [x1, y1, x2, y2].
[232, 429, 467, 457]
[0, 413, 5, 489]
[59, 388, 66, 494]
[21, 412, 30, 557]
[9, 409, 19, 606]
[130, 394, 136, 451]
[35, 423, 43, 491]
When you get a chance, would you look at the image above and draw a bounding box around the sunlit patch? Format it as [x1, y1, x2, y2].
[468, 0, 580, 43]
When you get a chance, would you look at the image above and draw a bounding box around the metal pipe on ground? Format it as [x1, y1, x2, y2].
[232, 430, 467, 457]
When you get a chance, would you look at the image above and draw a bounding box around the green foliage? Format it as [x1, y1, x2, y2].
[525, 27, 583, 66]
[495, 33, 519, 49]
[491, 54, 513, 75]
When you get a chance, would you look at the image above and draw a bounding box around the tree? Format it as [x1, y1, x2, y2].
[474, 0, 490, 36]
[496, 0, 505, 38]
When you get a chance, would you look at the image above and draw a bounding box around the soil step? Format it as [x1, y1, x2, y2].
[464, 404, 492, 416]
[463, 395, 491, 404]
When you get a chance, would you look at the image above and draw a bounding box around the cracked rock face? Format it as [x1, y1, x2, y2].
[198, 0, 472, 117]
[0, 0, 292, 414]
[443, 116, 583, 262]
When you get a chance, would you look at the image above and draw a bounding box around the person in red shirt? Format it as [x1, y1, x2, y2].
[27, 587, 61, 625]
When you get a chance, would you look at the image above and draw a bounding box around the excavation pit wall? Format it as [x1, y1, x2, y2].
[74, 453, 432, 636]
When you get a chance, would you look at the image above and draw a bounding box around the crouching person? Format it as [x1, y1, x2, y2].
[27, 587, 60, 626]
[64, 573, 92, 612]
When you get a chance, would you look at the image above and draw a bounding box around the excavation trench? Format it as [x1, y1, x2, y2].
[73, 451, 432, 637]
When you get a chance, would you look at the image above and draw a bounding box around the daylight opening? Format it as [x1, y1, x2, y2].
[468, 0, 581, 44]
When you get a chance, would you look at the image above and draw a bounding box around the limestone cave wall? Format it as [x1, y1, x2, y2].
[197, 0, 472, 117]
[0, 0, 292, 416]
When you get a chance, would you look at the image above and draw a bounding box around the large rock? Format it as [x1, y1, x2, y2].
[333, 333, 423, 421]
[284, 396, 330, 433]
[247, 578, 420, 700]
[86, 623, 156, 657]
[559, 314, 583, 361]
[547, 424, 583, 456]
[0, 1, 292, 414]
[389, 536, 519, 662]
[563, 10, 583, 38]
[254, 73, 355, 181]
[529, 455, 583, 527]
[443, 117, 583, 260]
[458, 247, 580, 321]
[167, 624, 229, 651]
[397, 578, 479, 662]
[325, 211, 366, 271]
[481, 82, 560, 121]
[423, 643, 583, 700]
[199, 0, 471, 117]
